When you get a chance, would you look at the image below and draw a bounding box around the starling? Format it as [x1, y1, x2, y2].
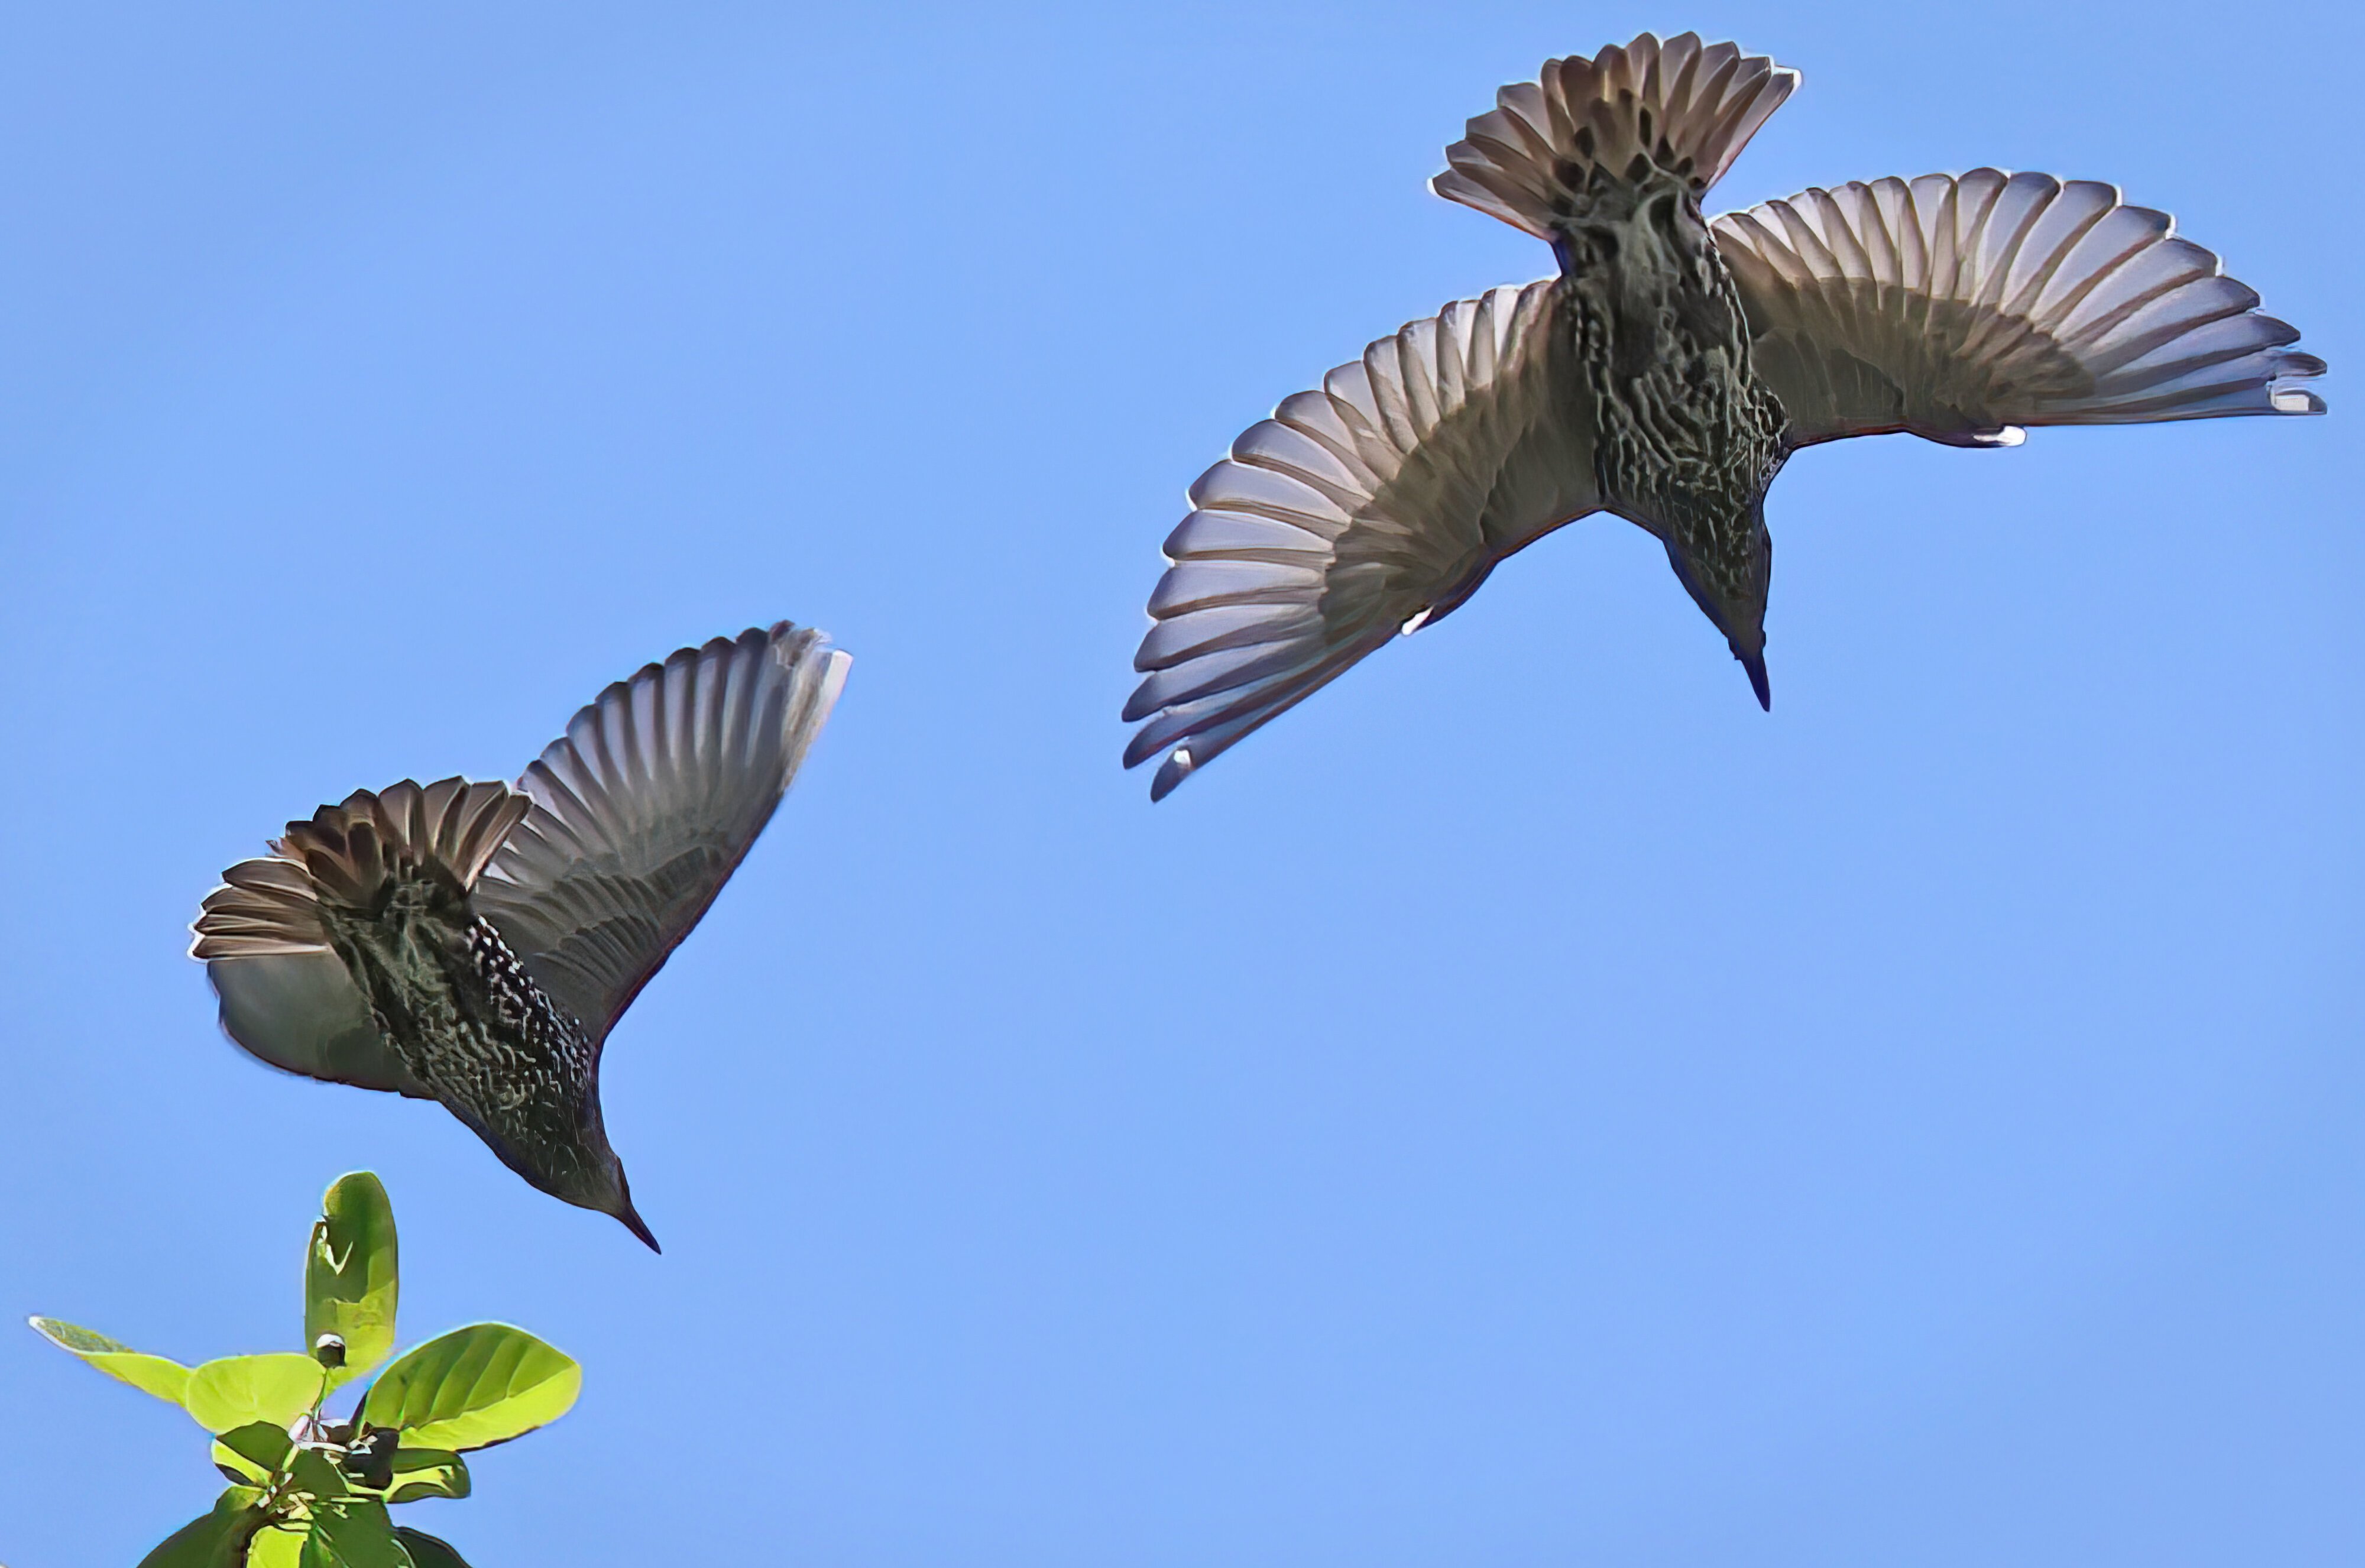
[1123, 31, 2326, 799]
[192, 623, 849, 1250]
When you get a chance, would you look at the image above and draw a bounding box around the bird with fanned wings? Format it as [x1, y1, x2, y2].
[1123, 31, 2326, 800]
[192, 623, 848, 1249]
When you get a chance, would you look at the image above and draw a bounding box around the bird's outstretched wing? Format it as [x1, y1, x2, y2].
[1123, 281, 1600, 800]
[1712, 170, 2326, 449]
[474, 622, 848, 1042]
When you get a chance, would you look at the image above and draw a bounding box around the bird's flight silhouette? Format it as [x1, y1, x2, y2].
[192, 622, 848, 1249]
[1123, 31, 2326, 799]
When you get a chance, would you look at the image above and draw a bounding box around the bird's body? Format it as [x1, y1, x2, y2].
[1547, 161, 1790, 698]
[193, 623, 850, 1249]
[1123, 31, 2327, 798]
[303, 856, 608, 1226]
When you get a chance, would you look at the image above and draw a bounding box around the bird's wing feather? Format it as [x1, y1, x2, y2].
[205, 952, 433, 1097]
[1436, 31, 1799, 238]
[1124, 280, 1599, 799]
[1713, 170, 2326, 448]
[473, 622, 848, 1042]
[193, 777, 526, 1097]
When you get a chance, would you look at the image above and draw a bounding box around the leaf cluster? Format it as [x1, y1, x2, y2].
[31, 1174, 578, 1567]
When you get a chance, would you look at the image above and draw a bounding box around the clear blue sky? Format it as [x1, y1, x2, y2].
[2, 4, 2357, 1564]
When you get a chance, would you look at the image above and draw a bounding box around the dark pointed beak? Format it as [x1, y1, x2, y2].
[1740, 649, 1771, 711]
[615, 1200, 662, 1253]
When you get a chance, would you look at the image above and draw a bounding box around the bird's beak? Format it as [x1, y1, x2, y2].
[614, 1198, 662, 1253]
[1740, 647, 1771, 711]
[609, 1165, 660, 1252]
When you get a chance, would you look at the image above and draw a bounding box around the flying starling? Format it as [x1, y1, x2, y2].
[192, 622, 849, 1250]
[1123, 31, 2327, 799]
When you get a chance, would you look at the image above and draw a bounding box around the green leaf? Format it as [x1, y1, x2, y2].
[289, 1443, 351, 1502]
[380, 1447, 470, 1504]
[359, 1324, 579, 1451]
[185, 1353, 326, 1434]
[307, 1173, 399, 1389]
[215, 1449, 269, 1486]
[391, 1528, 472, 1568]
[302, 1501, 412, 1568]
[135, 1485, 270, 1568]
[212, 1425, 347, 1499]
[213, 1420, 296, 1484]
[248, 1527, 308, 1568]
[28, 1316, 193, 1407]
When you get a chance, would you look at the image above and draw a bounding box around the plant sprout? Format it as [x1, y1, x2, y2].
[31, 1172, 579, 1566]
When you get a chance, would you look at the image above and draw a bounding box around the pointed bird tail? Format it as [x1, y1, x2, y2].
[1434, 31, 1799, 241]
[192, 777, 528, 957]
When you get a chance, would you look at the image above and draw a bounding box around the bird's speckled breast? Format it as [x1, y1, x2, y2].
[1551, 170, 1789, 611]
[316, 874, 601, 1193]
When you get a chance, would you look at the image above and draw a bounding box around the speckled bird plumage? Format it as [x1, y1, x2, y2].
[1550, 156, 1791, 701]
[1122, 31, 2327, 799]
[287, 795, 616, 1235]
[193, 623, 850, 1249]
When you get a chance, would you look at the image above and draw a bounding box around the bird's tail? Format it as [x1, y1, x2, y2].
[192, 777, 527, 958]
[1434, 31, 1798, 241]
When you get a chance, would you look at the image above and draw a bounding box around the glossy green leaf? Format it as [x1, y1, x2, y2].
[28, 1316, 192, 1407]
[391, 1528, 472, 1568]
[380, 1447, 470, 1504]
[359, 1324, 579, 1451]
[289, 1443, 351, 1502]
[184, 1353, 325, 1434]
[135, 1485, 270, 1568]
[213, 1420, 296, 1485]
[248, 1527, 307, 1568]
[306, 1173, 399, 1389]
[215, 1451, 268, 1486]
[302, 1501, 412, 1568]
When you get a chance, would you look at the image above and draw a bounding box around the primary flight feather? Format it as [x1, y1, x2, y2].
[1123, 31, 2325, 799]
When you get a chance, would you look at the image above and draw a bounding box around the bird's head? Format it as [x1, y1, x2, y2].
[1662, 497, 1774, 710]
[555, 1133, 660, 1254]
[583, 1158, 660, 1253]
[491, 1096, 662, 1253]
